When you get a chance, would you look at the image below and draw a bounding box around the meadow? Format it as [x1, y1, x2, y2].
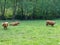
[0, 20, 60, 45]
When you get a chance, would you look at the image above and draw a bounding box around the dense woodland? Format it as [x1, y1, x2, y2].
[0, 0, 60, 20]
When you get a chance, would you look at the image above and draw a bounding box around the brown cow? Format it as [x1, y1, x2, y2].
[10, 21, 19, 26]
[2, 22, 8, 29]
[46, 20, 55, 26]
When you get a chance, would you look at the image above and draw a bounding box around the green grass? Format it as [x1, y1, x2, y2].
[0, 20, 60, 45]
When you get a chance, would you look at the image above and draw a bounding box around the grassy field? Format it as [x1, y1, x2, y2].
[0, 20, 60, 45]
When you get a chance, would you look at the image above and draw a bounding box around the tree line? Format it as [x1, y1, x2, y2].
[0, 0, 60, 20]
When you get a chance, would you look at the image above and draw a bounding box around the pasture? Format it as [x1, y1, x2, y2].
[0, 20, 60, 45]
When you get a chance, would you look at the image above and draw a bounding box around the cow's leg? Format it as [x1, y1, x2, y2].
[46, 23, 48, 26]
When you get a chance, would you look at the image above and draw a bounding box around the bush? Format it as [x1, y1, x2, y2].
[5, 8, 13, 19]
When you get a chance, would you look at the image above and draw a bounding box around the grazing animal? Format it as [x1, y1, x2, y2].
[10, 21, 19, 26]
[46, 20, 55, 26]
[2, 22, 8, 29]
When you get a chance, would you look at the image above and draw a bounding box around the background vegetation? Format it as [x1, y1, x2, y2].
[0, 0, 60, 20]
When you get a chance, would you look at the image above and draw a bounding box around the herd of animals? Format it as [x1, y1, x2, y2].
[2, 21, 20, 29]
[2, 20, 56, 30]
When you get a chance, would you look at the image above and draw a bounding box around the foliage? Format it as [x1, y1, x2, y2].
[5, 8, 13, 19]
[0, 0, 60, 20]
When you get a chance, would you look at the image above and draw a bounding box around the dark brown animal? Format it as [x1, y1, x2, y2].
[46, 20, 55, 26]
[10, 21, 19, 26]
[2, 22, 8, 29]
